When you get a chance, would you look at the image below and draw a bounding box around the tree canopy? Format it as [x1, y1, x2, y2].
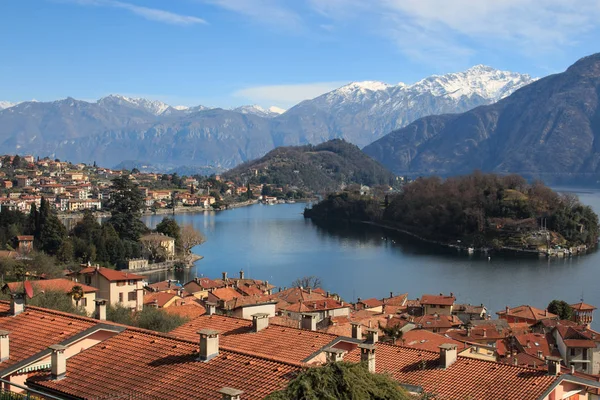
[106, 176, 148, 241]
[264, 362, 411, 400]
[547, 300, 574, 320]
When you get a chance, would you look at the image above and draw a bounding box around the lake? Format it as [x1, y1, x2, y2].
[142, 190, 600, 330]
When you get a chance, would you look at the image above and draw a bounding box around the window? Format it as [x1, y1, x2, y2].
[81, 298, 87, 307]
[117, 281, 125, 287]
[128, 292, 136, 302]
[440, 305, 446, 309]
[129, 280, 135, 286]
[85, 276, 92, 285]
[119, 293, 124, 303]
[583, 349, 588, 359]
[570, 348, 576, 356]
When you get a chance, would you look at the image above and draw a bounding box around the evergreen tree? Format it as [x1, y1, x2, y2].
[106, 176, 147, 241]
[547, 300, 574, 320]
[37, 198, 67, 255]
[264, 362, 410, 400]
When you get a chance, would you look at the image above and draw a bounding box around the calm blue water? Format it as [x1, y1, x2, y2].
[142, 190, 600, 329]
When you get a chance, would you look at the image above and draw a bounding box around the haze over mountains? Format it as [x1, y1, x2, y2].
[364, 53, 600, 182]
[0, 66, 534, 172]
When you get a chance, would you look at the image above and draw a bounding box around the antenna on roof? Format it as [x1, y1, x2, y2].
[581, 290, 584, 303]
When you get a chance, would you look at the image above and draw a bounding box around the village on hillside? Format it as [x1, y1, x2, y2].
[1, 266, 600, 398]
[0, 154, 332, 214]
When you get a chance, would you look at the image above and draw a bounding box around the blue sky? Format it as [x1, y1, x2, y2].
[2, 0, 600, 109]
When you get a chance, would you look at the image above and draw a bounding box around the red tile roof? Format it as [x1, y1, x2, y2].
[514, 333, 559, 358]
[27, 328, 301, 400]
[570, 302, 597, 311]
[0, 302, 97, 370]
[420, 294, 455, 306]
[170, 315, 338, 363]
[382, 293, 408, 306]
[344, 343, 559, 400]
[162, 302, 206, 319]
[74, 266, 144, 282]
[358, 298, 383, 308]
[401, 330, 463, 352]
[183, 277, 222, 293]
[414, 314, 462, 330]
[208, 287, 242, 302]
[143, 292, 180, 308]
[3, 278, 97, 294]
[446, 326, 506, 342]
[146, 280, 183, 292]
[497, 305, 557, 321]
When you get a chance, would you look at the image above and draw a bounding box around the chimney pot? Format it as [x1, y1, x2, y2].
[300, 314, 317, 331]
[482, 328, 487, 338]
[365, 328, 379, 344]
[218, 387, 243, 400]
[10, 293, 25, 316]
[49, 344, 68, 380]
[546, 356, 561, 376]
[505, 306, 510, 314]
[571, 365, 575, 374]
[251, 313, 269, 332]
[350, 322, 362, 340]
[197, 329, 220, 362]
[0, 330, 9, 362]
[324, 347, 347, 363]
[222, 272, 228, 281]
[513, 356, 518, 366]
[439, 343, 457, 369]
[359, 343, 376, 373]
[94, 298, 107, 321]
[239, 270, 244, 280]
[205, 302, 217, 316]
[326, 291, 330, 298]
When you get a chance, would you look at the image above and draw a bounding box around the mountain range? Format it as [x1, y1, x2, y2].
[0, 66, 534, 171]
[364, 53, 600, 182]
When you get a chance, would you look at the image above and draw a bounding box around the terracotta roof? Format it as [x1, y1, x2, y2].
[497, 305, 557, 321]
[414, 314, 462, 329]
[282, 298, 347, 313]
[162, 302, 206, 319]
[514, 333, 559, 358]
[146, 280, 182, 292]
[237, 284, 265, 297]
[139, 233, 175, 242]
[570, 302, 597, 311]
[382, 293, 408, 306]
[421, 294, 455, 306]
[402, 330, 463, 352]
[358, 298, 383, 308]
[143, 292, 180, 308]
[3, 279, 97, 295]
[344, 342, 559, 400]
[74, 266, 144, 282]
[27, 328, 300, 400]
[170, 315, 338, 363]
[208, 287, 243, 302]
[0, 302, 97, 370]
[16, 235, 33, 241]
[563, 339, 597, 348]
[446, 326, 505, 342]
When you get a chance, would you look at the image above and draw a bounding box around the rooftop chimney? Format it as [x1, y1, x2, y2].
[513, 357, 518, 366]
[222, 272, 228, 281]
[0, 330, 9, 362]
[505, 306, 510, 314]
[49, 344, 68, 380]
[537, 350, 543, 358]
[308, 288, 312, 294]
[350, 322, 362, 340]
[239, 270, 244, 280]
[94, 298, 107, 321]
[359, 343, 376, 373]
[218, 387, 243, 400]
[571, 365, 575, 374]
[325, 347, 347, 363]
[466, 325, 472, 337]
[10, 293, 25, 316]
[365, 328, 379, 344]
[482, 328, 487, 338]
[252, 313, 269, 332]
[301, 314, 317, 331]
[326, 291, 330, 298]
[544, 309, 548, 317]
[206, 302, 217, 316]
[439, 343, 458, 369]
[197, 329, 220, 362]
[546, 356, 561, 376]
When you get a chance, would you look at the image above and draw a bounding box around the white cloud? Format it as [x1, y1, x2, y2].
[62, 0, 207, 25]
[205, 0, 302, 31]
[307, 0, 600, 64]
[233, 82, 346, 108]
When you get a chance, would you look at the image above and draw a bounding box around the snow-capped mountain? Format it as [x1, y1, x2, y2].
[275, 65, 535, 147]
[0, 101, 18, 110]
[98, 95, 173, 116]
[233, 105, 286, 118]
[0, 64, 537, 170]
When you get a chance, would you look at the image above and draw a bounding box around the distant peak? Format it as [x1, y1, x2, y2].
[340, 81, 392, 92]
[268, 106, 286, 114]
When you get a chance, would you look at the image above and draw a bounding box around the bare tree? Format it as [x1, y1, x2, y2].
[291, 275, 322, 289]
[180, 224, 206, 256]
